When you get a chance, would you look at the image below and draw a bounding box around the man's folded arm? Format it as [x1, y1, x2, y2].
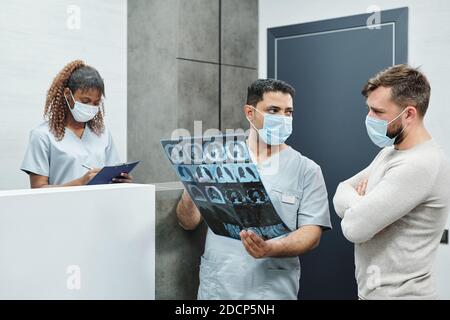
[340, 161, 436, 244]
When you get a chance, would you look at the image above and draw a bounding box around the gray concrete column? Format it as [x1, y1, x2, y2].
[128, 0, 258, 300]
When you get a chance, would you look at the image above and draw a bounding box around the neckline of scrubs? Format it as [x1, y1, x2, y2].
[65, 125, 90, 141]
[246, 140, 292, 168]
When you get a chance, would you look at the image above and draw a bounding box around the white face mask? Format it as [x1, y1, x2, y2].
[365, 108, 408, 148]
[247, 106, 293, 145]
[64, 90, 100, 123]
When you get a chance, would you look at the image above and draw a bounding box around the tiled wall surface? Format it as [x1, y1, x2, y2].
[128, 0, 258, 185]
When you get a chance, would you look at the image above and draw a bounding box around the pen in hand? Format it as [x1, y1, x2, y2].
[82, 164, 93, 170]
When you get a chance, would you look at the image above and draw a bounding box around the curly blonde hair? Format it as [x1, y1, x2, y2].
[44, 60, 105, 141]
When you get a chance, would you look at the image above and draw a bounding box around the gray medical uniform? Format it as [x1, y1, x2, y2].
[21, 122, 121, 185]
[198, 146, 332, 300]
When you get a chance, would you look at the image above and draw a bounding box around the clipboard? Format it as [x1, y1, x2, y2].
[87, 161, 140, 185]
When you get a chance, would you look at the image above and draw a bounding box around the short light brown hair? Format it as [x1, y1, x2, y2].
[362, 64, 431, 117]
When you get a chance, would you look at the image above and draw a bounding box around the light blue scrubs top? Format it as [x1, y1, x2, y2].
[21, 122, 121, 185]
[198, 146, 332, 300]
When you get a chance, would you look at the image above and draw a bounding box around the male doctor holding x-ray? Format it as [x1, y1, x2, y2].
[176, 79, 332, 300]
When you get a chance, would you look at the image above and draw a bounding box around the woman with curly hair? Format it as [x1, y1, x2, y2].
[21, 60, 132, 188]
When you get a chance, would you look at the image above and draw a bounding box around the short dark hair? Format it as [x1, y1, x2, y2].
[246, 79, 295, 106]
[362, 64, 431, 117]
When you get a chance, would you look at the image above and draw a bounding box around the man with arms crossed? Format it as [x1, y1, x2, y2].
[333, 65, 450, 299]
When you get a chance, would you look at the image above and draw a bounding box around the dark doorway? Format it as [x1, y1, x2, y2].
[267, 7, 408, 299]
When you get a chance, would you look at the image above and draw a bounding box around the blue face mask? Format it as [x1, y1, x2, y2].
[248, 106, 293, 145]
[365, 108, 407, 148]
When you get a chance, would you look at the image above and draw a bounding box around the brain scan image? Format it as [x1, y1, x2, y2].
[238, 167, 246, 179]
[203, 167, 214, 180]
[188, 185, 207, 202]
[245, 167, 257, 180]
[214, 165, 236, 183]
[165, 143, 187, 164]
[224, 167, 234, 179]
[195, 166, 215, 182]
[215, 166, 236, 182]
[232, 164, 259, 183]
[212, 205, 241, 224]
[164, 145, 176, 163]
[225, 189, 245, 204]
[161, 135, 292, 240]
[190, 143, 203, 164]
[205, 186, 226, 204]
[204, 142, 225, 163]
[177, 166, 194, 182]
[216, 167, 224, 180]
[246, 188, 268, 204]
[226, 140, 248, 163]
